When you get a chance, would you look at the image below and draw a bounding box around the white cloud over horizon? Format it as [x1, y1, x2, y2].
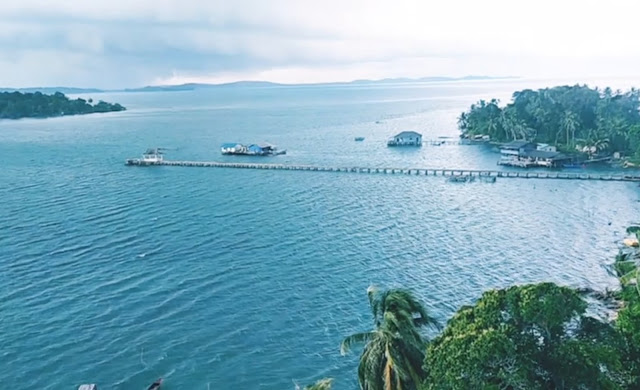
[0, 0, 638, 88]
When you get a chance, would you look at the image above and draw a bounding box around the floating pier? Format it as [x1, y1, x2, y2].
[126, 159, 640, 182]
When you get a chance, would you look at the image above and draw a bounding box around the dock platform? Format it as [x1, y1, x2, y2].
[125, 160, 640, 182]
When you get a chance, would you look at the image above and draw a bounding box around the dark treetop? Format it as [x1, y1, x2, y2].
[0, 91, 125, 119]
[458, 85, 640, 160]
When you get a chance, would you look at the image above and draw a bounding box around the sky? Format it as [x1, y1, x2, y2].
[0, 0, 638, 88]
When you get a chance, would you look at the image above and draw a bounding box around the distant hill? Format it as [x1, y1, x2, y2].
[127, 75, 516, 91]
[349, 75, 515, 84]
[123, 80, 283, 92]
[0, 87, 104, 94]
[0, 75, 517, 95]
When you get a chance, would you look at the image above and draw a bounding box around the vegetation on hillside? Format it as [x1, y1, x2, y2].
[458, 85, 640, 160]
[301, 230, 640, 390]
[0, 91, 125, 119]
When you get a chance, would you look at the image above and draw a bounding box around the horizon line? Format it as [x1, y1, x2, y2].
[0, 74, 521, 92]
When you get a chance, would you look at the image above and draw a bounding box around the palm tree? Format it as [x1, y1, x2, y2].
[296, 378, 333, 390]
[341, 287, 438, 390]
[577, 129, 610, 157]
[562, 110, 580, 148]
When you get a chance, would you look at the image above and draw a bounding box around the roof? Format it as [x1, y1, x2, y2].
[501, 140, 535, 150]
[221, 143, 241, 148]
[394, 131, 422, 138]
[523, 150, 570, 160]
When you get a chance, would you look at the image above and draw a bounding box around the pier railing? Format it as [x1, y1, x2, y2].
[127, 160, 640, 182]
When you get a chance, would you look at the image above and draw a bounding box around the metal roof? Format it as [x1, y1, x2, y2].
[523, 150, 570, 160]
[501, 140, 535, 150]
[393, 131, 422, 138]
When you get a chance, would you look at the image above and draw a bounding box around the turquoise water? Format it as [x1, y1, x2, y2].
[2, 80, 640, 390]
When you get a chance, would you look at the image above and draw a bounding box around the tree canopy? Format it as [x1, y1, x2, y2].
[459, 85, 640, 159]
[424, 283, 628, 389]
[0, 91, 125, 119]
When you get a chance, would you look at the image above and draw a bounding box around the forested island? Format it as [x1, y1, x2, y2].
[0, 91, 125, 119]
[299, 227, 640, 390]
[458, 85, 640, 163]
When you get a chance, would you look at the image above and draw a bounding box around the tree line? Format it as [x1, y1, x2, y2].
[0, 91, 125, 119]
[458, 85, 640, 160]
[300, 227, 640, 390]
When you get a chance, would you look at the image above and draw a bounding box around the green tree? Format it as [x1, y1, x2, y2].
[341, 287, 437, 390]
[458, 85, 640, 156]
[424, 283, 628, 390]
[0, 91, 125, 119]
[562, 110, 580, 148]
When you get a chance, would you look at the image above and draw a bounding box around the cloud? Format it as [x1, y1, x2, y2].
[0, 0, 638, 87]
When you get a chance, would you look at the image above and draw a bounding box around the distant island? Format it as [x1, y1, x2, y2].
[0, 91, 125, 120]
[458, 84, 640, 164]
[0, 75, 515, 94]
[122, 75, 515, 92]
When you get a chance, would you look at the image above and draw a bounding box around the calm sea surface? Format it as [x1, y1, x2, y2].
[1, 79, 639, 390]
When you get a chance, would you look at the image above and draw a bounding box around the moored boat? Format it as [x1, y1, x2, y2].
[125, 148, 165, 166]
[220, 143, 286, 156]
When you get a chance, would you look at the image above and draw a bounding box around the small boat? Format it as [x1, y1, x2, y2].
[148, 378, 163, 390]
[354, 137, 365, 141]
[125, 148, 165, 166]
[624, 238, 639, 247]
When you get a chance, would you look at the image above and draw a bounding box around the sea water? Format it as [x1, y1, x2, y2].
[1, 79, 639, 389]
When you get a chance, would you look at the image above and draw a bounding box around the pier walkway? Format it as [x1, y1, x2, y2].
[131, 160, 640, 182]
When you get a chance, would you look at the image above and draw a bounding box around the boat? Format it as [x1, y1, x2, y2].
[354, 137, 365, 141]
[148, 378, 163, 390]
[220, 143, 286, 156]
[125, 148, 165, 166]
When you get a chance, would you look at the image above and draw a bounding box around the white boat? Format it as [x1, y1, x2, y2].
[125, 148, 165, 166]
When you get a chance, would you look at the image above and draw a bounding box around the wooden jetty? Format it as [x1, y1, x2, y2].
[126, 159, 640, 182]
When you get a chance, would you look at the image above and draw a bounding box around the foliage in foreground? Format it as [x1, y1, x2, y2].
[424, 283, 628, 389]
[319, 230, 640, 390]
[340, 286, 438, 390]
[0, 91, 125, 119]
[458, 85, 640, 158]
[614, 242, 640, 388]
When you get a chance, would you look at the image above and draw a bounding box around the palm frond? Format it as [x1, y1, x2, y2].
[341, 331, 376, 355]
[626, 226, 640, 234]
